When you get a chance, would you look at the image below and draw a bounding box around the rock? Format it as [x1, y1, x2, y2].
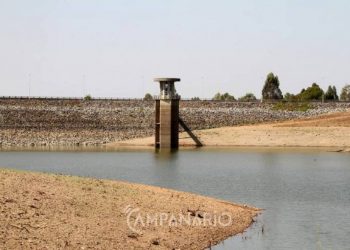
[0, 98, 349, 146]
[127, 233, 139, 239]
[151, 238, 160, 245]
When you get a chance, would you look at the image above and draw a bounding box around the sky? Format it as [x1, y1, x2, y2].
[0, 0, 349, 98]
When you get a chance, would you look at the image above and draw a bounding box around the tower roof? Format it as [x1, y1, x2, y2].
[154, 78, 181, 83]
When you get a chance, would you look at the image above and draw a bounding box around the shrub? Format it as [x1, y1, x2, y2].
[212, 92, 222, 100]
[212, 92, 235, 101]
[143, 93, 153, 101]
[84, 94, 92, 101]
[284, 92, 298, 102]
[298, 83, 324, 101]
[238, 93, 257, 102]
[273, 102, 311, 112]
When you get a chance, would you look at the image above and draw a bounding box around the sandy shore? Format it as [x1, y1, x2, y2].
[0, 169, 260, 250]
[109, 112, 350, 152]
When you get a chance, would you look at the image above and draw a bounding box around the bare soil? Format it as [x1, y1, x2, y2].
[275, 111, 350, 127]
[0, 169, 260, 250]
[110, 111, 350, 151]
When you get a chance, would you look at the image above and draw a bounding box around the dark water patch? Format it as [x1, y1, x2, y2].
[0, 149, 349, 249]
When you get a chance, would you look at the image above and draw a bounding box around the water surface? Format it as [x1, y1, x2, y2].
[1, 148, 349, 250]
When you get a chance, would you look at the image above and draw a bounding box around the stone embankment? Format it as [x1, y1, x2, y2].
[0, 98, 349, 147]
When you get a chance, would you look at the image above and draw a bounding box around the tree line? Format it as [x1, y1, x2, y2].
[211, 72, 350, 102]
[260, 72, 350, 102]
[144, 73, 350, 101]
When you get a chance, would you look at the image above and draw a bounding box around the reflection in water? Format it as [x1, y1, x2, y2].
[152, 148, 181, 189]
[154, 148, 179, 160]
[0, 149, 349, 250]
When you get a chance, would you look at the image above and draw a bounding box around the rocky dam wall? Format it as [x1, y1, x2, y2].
[0, 98, 349, 147]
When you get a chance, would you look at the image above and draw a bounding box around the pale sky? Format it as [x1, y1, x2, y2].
[0, 0, 349, 98]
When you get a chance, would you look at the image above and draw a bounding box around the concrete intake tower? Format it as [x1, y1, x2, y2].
[154, 78, 181, 149]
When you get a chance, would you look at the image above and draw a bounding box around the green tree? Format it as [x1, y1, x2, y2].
[84, 94, 92, 101]
[298, 83, 324, 101]
[191, 97, 201, 100]
[262, 73, 283, 100]
[324, 85, 339, 101]
[284, 92, 298, 102]
[340, 85, 350, 101]
[221, 92, 235, 101]
[238, 93, 257, 102]
[143, 93, 153, 101]
[212, 92, 222, 100]
[212, 92, 235, 101]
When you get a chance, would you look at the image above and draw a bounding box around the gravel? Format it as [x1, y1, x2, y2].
[0, 99, 349, 147]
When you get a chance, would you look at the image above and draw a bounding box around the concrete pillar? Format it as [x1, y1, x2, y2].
[154, 78, 180, 149]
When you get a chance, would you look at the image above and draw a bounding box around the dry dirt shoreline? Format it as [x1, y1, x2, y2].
[109, 112, 350, 152]
[0, 169, 260, 250]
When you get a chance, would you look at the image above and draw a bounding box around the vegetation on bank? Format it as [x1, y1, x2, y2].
[262, 73, 283, 101]
[84, 94, 92, 101]
[207, 72, 349, 103]
[238, 93, 257, 102]
[212, 92, 236, 101]
[340, 85, 350, 101]
[272, 102, 311, 112]
[143, 93, 153, 101]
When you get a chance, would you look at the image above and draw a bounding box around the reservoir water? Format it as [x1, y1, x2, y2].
[1, 148, 349, 250]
